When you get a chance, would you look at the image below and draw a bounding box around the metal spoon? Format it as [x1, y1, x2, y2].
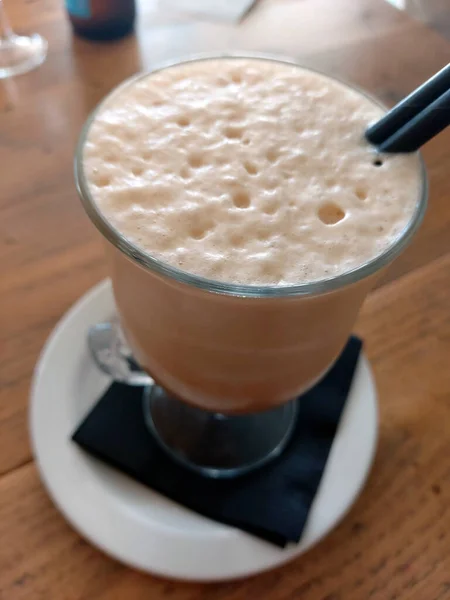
[87, 321, 154, 387]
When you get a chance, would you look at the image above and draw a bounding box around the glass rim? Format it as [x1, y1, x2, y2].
[74, 52, 428, 298]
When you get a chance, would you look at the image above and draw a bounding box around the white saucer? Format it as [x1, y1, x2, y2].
[30, 279, 378, 582]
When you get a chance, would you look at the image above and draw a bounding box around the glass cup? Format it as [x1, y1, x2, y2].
[0, 1, 47, 79]
[75, 55, 428, 478]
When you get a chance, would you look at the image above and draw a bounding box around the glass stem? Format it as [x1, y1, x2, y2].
[0, 1, 14, 42]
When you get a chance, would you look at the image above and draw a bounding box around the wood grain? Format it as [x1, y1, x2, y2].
[1, 0, 450, 596]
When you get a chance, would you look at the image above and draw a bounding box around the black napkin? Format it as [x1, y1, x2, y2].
[72, 336, 362, 548]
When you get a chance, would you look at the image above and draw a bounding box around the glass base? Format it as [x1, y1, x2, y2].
[143, 385, 298, 479]
[0, 33, 47, 79]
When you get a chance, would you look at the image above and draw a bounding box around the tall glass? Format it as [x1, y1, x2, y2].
[75, 55, 427, 478]
[0, 0, 47, 79]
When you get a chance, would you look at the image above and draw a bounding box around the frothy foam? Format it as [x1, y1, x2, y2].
[83, 58, 421, 285]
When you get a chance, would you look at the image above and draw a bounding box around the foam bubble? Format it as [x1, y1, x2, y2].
[354, 187, 368, 201]
[318, 202, 346, 225]
[187, 152, 204, 169]
[243, 161, 258, 176]
[231, 189, 251, 209]
[263, 199, 280, 215]
[224, 126, 244, 140]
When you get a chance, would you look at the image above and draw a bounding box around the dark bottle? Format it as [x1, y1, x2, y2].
[65, 0, 136, 41]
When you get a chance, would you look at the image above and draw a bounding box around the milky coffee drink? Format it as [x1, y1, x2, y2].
[82, 58, 422, 413]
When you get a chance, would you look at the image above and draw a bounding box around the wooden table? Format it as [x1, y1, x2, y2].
[1, 0, 449, 597]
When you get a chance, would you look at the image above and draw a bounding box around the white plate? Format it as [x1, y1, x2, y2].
[30, 279, 378, 582]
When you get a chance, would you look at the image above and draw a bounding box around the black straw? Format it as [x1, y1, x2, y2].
[366, 63, 450, 147]
[377, 88, 450, 153]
